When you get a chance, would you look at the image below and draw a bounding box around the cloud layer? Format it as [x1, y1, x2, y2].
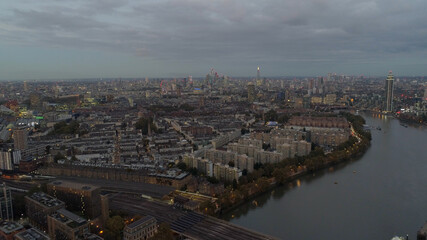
[1, 0, 427, 79]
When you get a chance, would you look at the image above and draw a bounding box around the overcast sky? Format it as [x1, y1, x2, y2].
[1, 0, 427, 80]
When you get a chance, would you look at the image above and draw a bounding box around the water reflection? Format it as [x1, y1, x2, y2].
[226, 113, 427, 240]
[223, 159, 361, 221]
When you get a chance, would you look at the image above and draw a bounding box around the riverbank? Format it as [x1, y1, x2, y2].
[360, 109, 427, 126]
[218, 136, 370, 217]
[226, 112, 427, 240]
[203, 113, 372, 217]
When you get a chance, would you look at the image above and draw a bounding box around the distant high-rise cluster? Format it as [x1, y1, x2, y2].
[385, 71, 394, 112]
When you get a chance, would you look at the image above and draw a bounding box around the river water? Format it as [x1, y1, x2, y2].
[224, 113, 427, 240]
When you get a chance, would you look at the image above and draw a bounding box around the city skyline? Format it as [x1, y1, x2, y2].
[2, 0, 427, 80]
[1, 1, 427, 239]
[0, 63, 426, 239]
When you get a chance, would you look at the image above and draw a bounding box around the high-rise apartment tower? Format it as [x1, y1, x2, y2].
[385, 71, 394, 112]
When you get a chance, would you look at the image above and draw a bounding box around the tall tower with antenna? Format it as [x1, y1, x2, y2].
[256, 66, 262, 87]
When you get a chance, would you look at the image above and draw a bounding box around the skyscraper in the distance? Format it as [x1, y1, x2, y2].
[23, 81, 28, 92]
[256, 66, 262, 87]
[385, 71, 394, 112]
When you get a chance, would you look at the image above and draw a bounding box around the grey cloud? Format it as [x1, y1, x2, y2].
[1, 0, 427, 76]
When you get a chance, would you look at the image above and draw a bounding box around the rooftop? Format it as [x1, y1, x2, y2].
[49, 180, 100, 192]
[28, 192, 64, 208]
[0, 221, 23, 235]
[84, 233, 104, 240]
[126, 216, 156, 230]
[15, 228, 50, 240]
[50, 208, 87, 228]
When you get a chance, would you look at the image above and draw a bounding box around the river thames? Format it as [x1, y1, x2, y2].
[224, 113, 427, 240]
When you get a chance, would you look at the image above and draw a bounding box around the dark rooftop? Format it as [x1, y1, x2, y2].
[27, 192, 64, 208]
[126, 216, 156, 229]
[0, 221, 23, 234]
[15, 228, 50, 240]
[50, 208, 87, 228]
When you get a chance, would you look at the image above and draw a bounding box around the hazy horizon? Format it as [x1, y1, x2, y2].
[2, 73, 426, 82]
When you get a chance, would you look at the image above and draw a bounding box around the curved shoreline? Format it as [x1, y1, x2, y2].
[216, 114, 372, 218]
[218, 139, 370, 218]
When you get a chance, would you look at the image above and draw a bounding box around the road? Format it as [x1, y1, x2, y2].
[110, 193, 277, 240]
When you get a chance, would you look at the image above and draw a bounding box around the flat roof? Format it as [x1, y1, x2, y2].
[15, 228, 50, 240]
[0, 221, 23, 234]
[56, 208, 87, 224]
[126, 216, 156, 229]
[48, 180, 100, 192]
[28, 192, 64, 208]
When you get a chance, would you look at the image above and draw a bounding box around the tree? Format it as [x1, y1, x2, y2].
[254, 162, 263, 170]
[50, 120, 81, 135]
[207, 176, 219, 184]
[262, 163, 274, 177]
[54, 152, 66, 162]
[176, 162, 187, 171]
[179, 103, 195, 111]
[152, 223, 174, 240]
[241, 128, 250, 135]
[308, 147, 325, 157]
[135, 117, 158, 135]
[189, 167, 199, 176]
[200, 200, 216, 215]
[192, 144, 198, 151]
[238, 175, 248, 184]
[278, 114, 290, 124]
[105, 215, 125, 240]
[262, 143, 270, 151]
[232, 179, 238, 190]
[264, 109, 278, 121]
[272, 167, 292, 185]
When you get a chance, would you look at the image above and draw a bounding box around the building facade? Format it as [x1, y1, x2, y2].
[46, 181, 101, 220]
[25, 192, 65, 231]
[47, 208, 89, 240]
[0, 221, 23, 240]
[0, 184, 13, 221]
[123, 216, 157, 240]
